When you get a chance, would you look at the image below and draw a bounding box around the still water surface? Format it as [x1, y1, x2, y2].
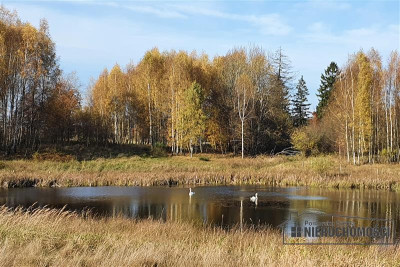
[0, 186, 399, 238]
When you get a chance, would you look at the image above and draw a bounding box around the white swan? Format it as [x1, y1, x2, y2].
[250, 193, 258, 202]
[189, 188, 195, 196]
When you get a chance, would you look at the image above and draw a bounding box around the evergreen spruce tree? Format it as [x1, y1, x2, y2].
[316, 62, 339, 118]
[271, 47, 294, 114]
[292, 76, 310, 127]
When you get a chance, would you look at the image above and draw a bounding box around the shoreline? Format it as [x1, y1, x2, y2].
[0, 155, 399, 190]
[0, 173, 399, 190]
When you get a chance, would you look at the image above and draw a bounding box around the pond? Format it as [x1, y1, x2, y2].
[0, 185, 399, 241]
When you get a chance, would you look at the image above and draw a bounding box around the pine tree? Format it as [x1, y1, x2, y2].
[316, 62, 339, 118]
[292, 76, 310, 127]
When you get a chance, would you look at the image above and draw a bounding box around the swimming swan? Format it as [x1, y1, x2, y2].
[250, 193, 258, 202]
[189, 188, 195, 196]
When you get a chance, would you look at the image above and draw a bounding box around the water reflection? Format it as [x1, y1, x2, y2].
[0, 186, 399, 240]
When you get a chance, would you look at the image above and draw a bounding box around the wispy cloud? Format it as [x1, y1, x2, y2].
[118, 4, 187, 19]
[172, 4, 292, 35]
[250, 14, 292, 35]
[97, 2, 292, 35]
[295, 0, 351, 11]
[75, 1, 292, 35]
[303, 22, 399, 50]
[75, 1, 187, 19]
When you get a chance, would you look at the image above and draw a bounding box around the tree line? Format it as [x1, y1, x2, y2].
[0, 7, 81, 155]
[87, 46, 301, 157]
[294, 50, 400, 164]
[0, 7, 398, 163]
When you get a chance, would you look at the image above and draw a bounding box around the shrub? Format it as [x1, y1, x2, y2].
[380, 148, 398, 163]
[199, 157, 210, 161]
[291, 126, 333, 156]
[151, 142, 168, 158]
[291, 129, 318, 156]
[311, 156, 333, 174]
[32, 151, 76, 162]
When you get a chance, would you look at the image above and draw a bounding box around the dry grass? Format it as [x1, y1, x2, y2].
[0, 155, 400, 190]
[0, 206, 398, 267]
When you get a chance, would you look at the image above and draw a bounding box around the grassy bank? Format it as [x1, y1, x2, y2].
[1, 150, 400, 189]
[0, 207, 398, 266]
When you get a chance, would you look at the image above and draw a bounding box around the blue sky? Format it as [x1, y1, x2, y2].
[2, 0, 399, 110]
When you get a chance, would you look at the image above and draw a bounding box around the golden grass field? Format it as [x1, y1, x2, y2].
[0, 206, 398, 267]
[0, 154, 400, 190]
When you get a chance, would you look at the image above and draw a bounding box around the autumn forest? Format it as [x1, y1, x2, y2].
[0, 7, 399, 164]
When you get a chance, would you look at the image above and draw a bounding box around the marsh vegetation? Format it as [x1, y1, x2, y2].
[0, 207, 398, 266]
[0, 149, 400, 190]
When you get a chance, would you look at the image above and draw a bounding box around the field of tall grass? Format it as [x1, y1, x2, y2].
[0, 206, 397, 266]
[1, 152, 400, 190]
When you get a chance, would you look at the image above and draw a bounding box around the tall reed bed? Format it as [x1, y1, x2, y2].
[0, 155, 400, 190]
[0, 206, 398, 266]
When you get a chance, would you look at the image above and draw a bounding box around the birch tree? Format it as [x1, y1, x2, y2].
[235, 73, 254, 158]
